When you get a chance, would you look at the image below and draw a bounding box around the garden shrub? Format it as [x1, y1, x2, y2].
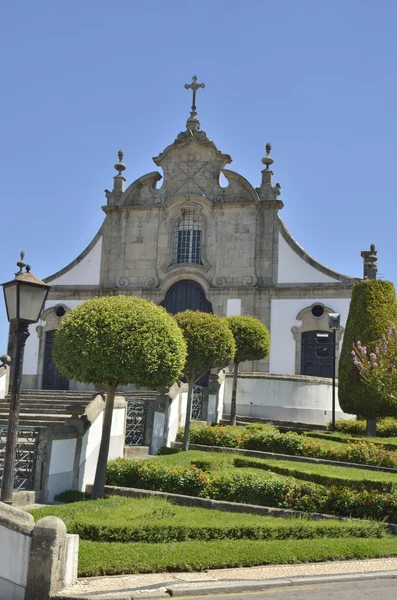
[333, 418, 397, 438]
[338, 280, 397, 423]
[183, 425, 397, 469]
[233, 457, 397, 493]
[106, 456, 397, 522]
[106, 459, 208, 497]
[71, 516, 384, 543]
[54, 490, 90, 503]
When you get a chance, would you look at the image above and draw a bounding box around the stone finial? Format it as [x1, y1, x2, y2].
[361, 243, 378, 280]
[110, 149, 127, 204]
[114, 149, 126, 176]
[262, 143, 274, 170]
[16, 251, 26, 274]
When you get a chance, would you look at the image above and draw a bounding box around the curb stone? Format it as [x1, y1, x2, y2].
[53, 570, 397, 600]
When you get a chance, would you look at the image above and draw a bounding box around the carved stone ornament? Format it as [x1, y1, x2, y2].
[117, 275, 159, 289]
[212, 275, 257, 287]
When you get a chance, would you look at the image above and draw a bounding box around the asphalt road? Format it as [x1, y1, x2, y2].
[171, 578, 397, 600]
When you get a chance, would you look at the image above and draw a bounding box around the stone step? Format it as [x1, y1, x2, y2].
[0, 405, 87, 413]
[124, 445, 151, 459]
[0, 418, 66, 427]
[0, 412, 70, 420]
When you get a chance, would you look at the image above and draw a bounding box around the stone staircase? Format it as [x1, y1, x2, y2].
[0, 389, 99, 428]
[0, 390, 100, 491]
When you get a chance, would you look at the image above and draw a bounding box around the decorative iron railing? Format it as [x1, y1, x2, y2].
[192, 385, 208, 421]
[125, 400, 146, 446]
[0, 427, 39, 491]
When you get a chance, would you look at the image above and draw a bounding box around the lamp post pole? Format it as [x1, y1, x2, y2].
[331, 328, 337, 432]
[1, 323, 29, 503]
[0, 252, 50, 504]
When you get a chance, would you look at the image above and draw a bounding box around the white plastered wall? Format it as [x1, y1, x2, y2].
[22, 300, 83, 378]
[0, 524, 31, 600]
[49, 237, 102, 286]
[47, 438, 77, 502]
[270, 298, 351, 375]
[278, 233, 340, 284]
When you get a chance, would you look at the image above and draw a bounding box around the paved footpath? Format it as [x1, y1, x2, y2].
[55, 558, 397, 599]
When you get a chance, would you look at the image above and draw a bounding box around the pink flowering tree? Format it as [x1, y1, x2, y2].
[352, 323, 397, 435]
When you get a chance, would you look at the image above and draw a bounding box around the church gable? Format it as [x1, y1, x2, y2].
[277, 223, 356, 285]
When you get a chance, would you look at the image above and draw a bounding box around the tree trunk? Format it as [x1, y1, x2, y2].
[91, 384, 116, 499]
[182, 378, 194, 452]
[230, 361, 239, 426]
[366, 417, 377, 437]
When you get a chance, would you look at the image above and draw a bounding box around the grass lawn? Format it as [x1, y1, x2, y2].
[28, 495, 395, 577]
[29, 496, 384, 544]
[234, 456, 397, 492]
[78, 537, 397, 576]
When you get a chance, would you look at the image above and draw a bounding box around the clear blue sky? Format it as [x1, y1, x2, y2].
[1, 0, 396, 352]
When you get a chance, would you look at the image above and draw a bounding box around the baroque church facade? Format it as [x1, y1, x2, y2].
[21, 77, 366, 393]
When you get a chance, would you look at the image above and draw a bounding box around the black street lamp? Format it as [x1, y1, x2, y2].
[1, 252, 50, 503]
[316, 312, 340, 432]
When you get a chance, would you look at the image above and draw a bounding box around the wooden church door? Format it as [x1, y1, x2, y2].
[301, 331, 332, 378]
[161, 280, 212, 417]
[42, 330, 69, 390]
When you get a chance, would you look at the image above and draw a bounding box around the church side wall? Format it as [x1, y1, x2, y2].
[277, 233, 340, 284]
[48, 237, 102, 286]
[22, 300, 84, 389]
[270, 298, 351, 374]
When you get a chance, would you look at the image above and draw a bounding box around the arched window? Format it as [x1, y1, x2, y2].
[172, 210, 202, 265]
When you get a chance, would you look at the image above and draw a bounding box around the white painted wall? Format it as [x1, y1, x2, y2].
[270, 298, 351, 374]
[278, 233, 339, 284]
[47, 438, 77, 502]
[0, 367, 9, 399]
[151, 412, 166, 454]
[49, 237, 102, 285]
[224, 374, 354, 426]
[227, 299, 242, 316]
[166, 393, 180, 446]
[78, 404, 126, 493]
[78, 411, 103, 492]
[22, 300, 84, 378]
[108, 407, 127, 459]
[0, 523, 31, 600]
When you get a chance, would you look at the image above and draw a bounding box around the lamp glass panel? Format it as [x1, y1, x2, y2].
[18, 284, 48, 322]
[3, 284, 17, 321]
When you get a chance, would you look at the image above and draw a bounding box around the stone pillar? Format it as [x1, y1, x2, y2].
[361, 244, 378, 280]
[25, 516, 67, 600]
[208, 369, 226, 423]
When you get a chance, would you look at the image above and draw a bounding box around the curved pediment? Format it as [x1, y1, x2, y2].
[220, 169, 260, 204]
[121, 172, 163, 206]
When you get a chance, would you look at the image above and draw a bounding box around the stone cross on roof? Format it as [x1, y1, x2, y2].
[184, 75, 205, 117]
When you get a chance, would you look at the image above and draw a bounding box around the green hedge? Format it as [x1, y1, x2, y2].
[106, 457, 397, 523]
[332, 418, 397, 438]
[106, 458, 208, 496]
[71, 517, 383, 544]
[178, 425, 397, 469]
[234, 457, 397, 493]
[304, 431, 397, 451]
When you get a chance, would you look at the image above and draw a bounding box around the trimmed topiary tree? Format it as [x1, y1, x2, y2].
[53, 296, 187, 498]
[226, 315, 270, 426]
[174, 310, 236, 451]
[339, 279, 397, 435]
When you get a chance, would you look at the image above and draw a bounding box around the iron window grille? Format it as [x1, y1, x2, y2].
[172, 210, 202, 265]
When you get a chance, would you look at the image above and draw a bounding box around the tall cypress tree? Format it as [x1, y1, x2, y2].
[339, 279, 397, 435]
